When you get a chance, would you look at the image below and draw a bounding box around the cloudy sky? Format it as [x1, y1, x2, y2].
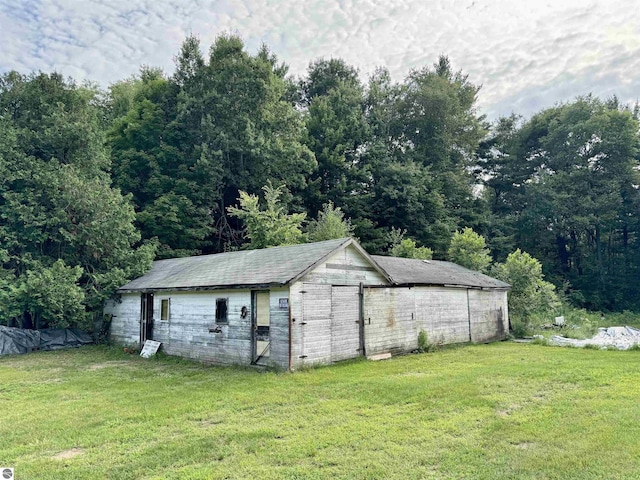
[1, 0, 639, 119]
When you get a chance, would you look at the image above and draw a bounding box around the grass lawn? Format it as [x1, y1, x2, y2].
[1, 343, 640, 479]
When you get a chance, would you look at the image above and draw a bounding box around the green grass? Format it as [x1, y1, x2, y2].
[2, 344, 640, 479]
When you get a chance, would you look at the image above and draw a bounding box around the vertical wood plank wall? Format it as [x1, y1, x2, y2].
[363, 287, 416, 355]
[268, 288, 290, 368]
[289, 244, 389, 368]
[468, 289, 509, 343]
[105, 295, 140, 345]
[363, 286, 509, 356]
[415, 287, 471, 345]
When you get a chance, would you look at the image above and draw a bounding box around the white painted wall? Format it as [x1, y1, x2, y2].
[104, 294, 140, 346]
[106, 289, 291, 369]
[363, 286, 509, 356]
[468, 289, 509, 343]
[363, 287, 416, 355]
[415, 287, 471, 345]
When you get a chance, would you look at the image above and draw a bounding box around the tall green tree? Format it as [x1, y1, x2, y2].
[299, 59, 370, 219]
[0, 72, 155, 329]
[108, 35, 315, 255]
[173, 35, 315, 248]
[353, 58, 488, 255]
[484, 97, 640, 310]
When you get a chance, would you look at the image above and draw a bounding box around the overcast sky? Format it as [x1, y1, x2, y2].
[1, 0, 639, 119]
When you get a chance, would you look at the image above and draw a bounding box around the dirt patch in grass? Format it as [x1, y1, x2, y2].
[86, 361, 131, 371]
[515, 442, 536, 449]
[51, 448, 84, 460]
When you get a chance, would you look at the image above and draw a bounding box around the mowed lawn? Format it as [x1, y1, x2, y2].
[1, 344, 640, 479]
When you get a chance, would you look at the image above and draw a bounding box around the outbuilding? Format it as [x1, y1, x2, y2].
[105, 238, 510, 369]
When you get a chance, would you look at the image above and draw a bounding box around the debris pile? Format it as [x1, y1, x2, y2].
[551, 326, 640, 350]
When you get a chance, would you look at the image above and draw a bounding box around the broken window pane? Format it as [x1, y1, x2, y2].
[216, 298, 228, 323]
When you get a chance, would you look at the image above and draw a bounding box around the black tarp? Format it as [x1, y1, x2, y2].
[0, 326, 93, 355]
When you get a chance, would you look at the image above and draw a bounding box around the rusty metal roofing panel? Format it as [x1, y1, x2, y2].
[371, 256, 511, 290]
[118, 238, 352, 292]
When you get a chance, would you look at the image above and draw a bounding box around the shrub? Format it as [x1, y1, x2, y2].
[417, 329, 439, 352]
[492, 249, 559, 333]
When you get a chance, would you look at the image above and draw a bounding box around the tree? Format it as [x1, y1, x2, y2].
[227, 184, 307, 249]
[483, 97, 640, 310]
[173, 35, 315, 249]
[448, 228, 492, 272]
[351, 57, 488, 255]
[387, 229, 433, 260]
[299, 59, 370, 221]
[492, 250, 559, 328]
[0, 72, 156, 329]
[108, 35, 315, 254]
[19, 260, 86, 329]
[307, 202, 355, 242]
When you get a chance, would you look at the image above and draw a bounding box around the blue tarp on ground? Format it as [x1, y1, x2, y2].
[0, 326, 93, 355]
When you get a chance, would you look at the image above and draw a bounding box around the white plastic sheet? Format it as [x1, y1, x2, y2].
[551, 326, 640, 350]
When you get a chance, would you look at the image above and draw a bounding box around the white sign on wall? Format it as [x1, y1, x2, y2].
[279, 298, 289, 309]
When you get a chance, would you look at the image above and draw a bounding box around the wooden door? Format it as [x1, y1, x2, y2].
[330, 286, 361, 362]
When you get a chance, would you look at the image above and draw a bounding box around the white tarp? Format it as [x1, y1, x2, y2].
[551, 326, 640, 350]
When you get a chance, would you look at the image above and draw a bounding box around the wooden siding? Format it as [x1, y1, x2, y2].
[149, 290, 251, 365]
[363, 287, 416, 355]
[105, 294, 140, 345]
[298, 244, 389, 285]
[295, 283, 332, 366]
[288, 243, 387, 369]
[468, 289, 509, 343]
[364, 286, 508, 356]
[106, 289, 291, 369]
[267, 287, 290, 369]
[415, 287, 471, 345]
[289, 283, 362, 368]
[331, 286, 361, 362]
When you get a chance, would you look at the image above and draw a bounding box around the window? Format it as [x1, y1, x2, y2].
[160, 299, 170, 321]
[215, 298, 228, 324]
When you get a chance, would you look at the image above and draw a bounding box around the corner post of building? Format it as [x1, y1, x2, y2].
[359, 282, 365, 357]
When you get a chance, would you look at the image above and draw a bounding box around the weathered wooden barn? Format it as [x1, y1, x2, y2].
[105, 238, 510, 369]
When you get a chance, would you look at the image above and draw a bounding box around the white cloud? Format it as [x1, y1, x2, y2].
[1, 0, 639, 118]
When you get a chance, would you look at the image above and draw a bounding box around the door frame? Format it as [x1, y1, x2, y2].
[140, 292, 154, 346]
[251, 290, 271, 364]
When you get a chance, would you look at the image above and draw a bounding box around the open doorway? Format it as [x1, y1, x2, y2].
[140, 293, 154, 346]
[251, 290, 270, 364]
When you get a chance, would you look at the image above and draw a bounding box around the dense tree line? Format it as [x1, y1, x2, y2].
[1, 34, 638, 328]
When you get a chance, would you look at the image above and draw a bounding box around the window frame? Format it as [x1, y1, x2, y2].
[215, 298, 229, 324]
[159, 298, 170, 322]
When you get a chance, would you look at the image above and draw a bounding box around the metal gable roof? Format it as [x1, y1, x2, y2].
[372, 255, 511, 290]
[118, 238, 356, 292]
